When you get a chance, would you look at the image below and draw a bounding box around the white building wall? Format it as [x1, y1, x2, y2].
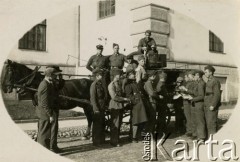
[8, 7, 78, 66]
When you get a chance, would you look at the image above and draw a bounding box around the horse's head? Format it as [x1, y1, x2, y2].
[1, 59, 15, 93]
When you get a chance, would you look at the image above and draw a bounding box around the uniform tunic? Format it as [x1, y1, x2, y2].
[125, 80, 148, 125]
[86, 54, 109, 72]
[190, 79, 206, 139]
[109, 53, 127, 69]
[204, 75, 221, 137]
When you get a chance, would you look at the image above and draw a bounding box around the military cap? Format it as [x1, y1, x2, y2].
[138, 55, 145, 61]
[148, 70, 157, 77]
[96, 44, 103, 49]
[176, 76, 184, 83]
[126, 55, 133, 59]
[44, 67, 58, 77]
[112, 69, 122, 76]
[145, 30, 152, 35]
[113, 43, 119, 48]
[159, 72, 167, 79]
[204, 65, 215, 73]
[46, 65, 62, 73]
[187, 70, 196, 75]
[194, 69, 204, 77]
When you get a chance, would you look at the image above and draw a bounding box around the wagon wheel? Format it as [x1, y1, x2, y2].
[105, 110, 111, 133]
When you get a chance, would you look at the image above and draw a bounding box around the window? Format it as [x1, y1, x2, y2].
[98, 0, 115, 19]
[209, 31, 224, 53]
[19, 20, 46, 51]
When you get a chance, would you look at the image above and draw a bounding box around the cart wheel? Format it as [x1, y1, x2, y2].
[105, 111, 111, 133]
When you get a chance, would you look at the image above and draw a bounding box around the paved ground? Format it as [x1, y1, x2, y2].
[16, 104, 234, 162]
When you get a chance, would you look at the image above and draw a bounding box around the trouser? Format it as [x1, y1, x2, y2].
[110, 68, 121, 81]
[50, 110, 59, 149]
[132, 123, 145, 139]
[145, 102, 157, 134]
[110, 109, 123, 145]
[83, 105, 94, 129]
[156, 103, 167, 134]
[37, 119, 51, 149]
[204, 106, 218, 138]
[174, 106, 185, 132]
[191, 104, 197, 137]
[183, 101, 192, 134]
[195, 102, 206, 139]
[37, 111, 59, 149]
[92, 111, 105, 145]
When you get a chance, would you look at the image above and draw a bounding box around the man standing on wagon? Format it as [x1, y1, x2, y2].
[90, 69, 107, 146]
[109, 43, 127, 81]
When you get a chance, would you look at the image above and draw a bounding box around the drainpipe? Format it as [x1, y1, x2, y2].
[76, 5, 80, 76]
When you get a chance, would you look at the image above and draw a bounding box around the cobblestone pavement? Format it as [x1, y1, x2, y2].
[57, 113, 231, 162]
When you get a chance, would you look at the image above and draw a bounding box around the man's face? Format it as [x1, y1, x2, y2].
[96, 74, 103, 80]
[145, 33, 150, 40]
[184, 75, 189, 82]
[150, 75, 156, 81]
[97, 49, 103, 55]
[194, 73, 200, 81]
[114, 74, 120, 81]
[113, 45, 119, 53]
[188, 74, 194, 81]
[204, 69, 212, 78]
[139, 59, 145, 66]
[127, 59, 132, 64]
[50, 74, 57, 81]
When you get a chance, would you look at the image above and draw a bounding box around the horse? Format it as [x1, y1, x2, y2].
[1, 59, 94, 137]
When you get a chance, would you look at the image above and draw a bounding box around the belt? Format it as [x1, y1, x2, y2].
[111, 66, 120, 69]
[205, 93, 213, 96]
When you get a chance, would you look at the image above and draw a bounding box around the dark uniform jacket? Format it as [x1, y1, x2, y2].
[182, 81, 195, 106]
[204, 76, 221, 109]
[188, 79, 206, 107]
[125, 80, 148, 125]
[138, 37, 156, 54]
[109, 53, 127, 69]
[36, 79, 56, 120]
[86, 54, 109, 72]
[90, 79, 106, 112]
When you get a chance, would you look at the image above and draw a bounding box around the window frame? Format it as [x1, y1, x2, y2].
[98, 0, 115, 20]
[209, 31, 224, 54]
[18, 20, 47, 51]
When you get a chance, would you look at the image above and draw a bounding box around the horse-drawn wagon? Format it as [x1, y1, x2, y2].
[1, 59, 189, 136]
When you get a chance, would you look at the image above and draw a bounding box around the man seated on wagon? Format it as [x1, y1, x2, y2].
[124, 68, 148, 143]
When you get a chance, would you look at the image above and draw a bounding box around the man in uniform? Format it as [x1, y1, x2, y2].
[138, 30, 157, 54]
[109, 43, 127, 81]
[156, 72, 169, 135]
[90, 69, 107, 146]
[108, 69, 130, 147]
[36, 66, 62, 153]
[144, 70, 160, 133]
[135, 55, 147, 83]
[180, 71, 195, 138]
[204, 65, 221, 138]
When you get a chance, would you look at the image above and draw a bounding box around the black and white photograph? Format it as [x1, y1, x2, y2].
[0, 0, 240, 161]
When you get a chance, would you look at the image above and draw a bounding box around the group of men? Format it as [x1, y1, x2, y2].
[173, 66, 221, 142]
[35, 29, 221, 152]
